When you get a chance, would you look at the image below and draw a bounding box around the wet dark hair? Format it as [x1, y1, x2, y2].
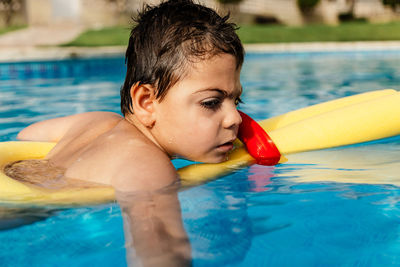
[120, 0, 244, 116]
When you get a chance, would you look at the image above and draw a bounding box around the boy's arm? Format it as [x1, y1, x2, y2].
[113, 147, 191, 266]
[17, 112, 121, 142]
[17, 114, 82, 142]
[118, 188, 192, 267]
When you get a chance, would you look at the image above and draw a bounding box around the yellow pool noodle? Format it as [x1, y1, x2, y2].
[259, 88, 396, 131]
[277, 147, 400, 186]
[1, 89, 399, 205]
[0, 142, 115, 205]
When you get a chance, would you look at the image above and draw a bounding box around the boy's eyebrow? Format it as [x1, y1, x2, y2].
[194, 87, 243, 97]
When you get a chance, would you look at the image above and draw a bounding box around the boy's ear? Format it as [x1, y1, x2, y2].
[130, 83, 157, 127]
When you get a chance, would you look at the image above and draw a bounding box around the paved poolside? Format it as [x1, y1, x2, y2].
[245, 41, 400, 53]
[0, 25, 85, 47]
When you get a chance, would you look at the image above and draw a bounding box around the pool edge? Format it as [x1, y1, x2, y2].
[1, 41, 400, 62]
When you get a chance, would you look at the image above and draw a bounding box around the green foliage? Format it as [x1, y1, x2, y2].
[382, 0, 400, 9]
[297, 0, 320, 11]
[62, 26, 130, 47]
[237, 22, 400, 43]
[0, 25, 25, 35]
[216, 0, 243, 4]
[63, 22, 400, 46]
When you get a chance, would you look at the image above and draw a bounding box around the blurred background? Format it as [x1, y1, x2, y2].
[2, 0, 400, 27]
[1, 0, 400, 48]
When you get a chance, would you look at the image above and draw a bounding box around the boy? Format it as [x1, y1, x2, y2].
[8, 0, 245, 193]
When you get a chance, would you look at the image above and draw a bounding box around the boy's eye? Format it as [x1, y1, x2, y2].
[200, 98, 222, 110]
[235, 97, 243, 106]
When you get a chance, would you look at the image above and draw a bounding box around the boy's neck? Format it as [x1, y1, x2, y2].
[124, 114, 169, 157]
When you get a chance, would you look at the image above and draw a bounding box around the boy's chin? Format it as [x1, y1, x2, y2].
[198, 155, 229, 164]
[181, 152, 230, 164]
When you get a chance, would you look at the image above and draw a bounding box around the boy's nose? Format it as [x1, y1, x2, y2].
[223, 106, 242, 131]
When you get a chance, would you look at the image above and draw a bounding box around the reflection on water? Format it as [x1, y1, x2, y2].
[281, 137, 400, 186]
[117, 183, 191, 267]
[179, 149, 400, 266]
[0, 204, 126, 266]
[180, 178, 253, 266]
[0, 206, 56, 230]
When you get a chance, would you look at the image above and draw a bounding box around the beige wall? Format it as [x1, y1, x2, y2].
[354, 0, 395, 23]
[238, 0, 304, 25]
[25, 0, 131, 27]
[22, 0, 400, 28]
[80, 0, 131, 28]
[26, 0, 52, 26]
[26, 0, 80, 26]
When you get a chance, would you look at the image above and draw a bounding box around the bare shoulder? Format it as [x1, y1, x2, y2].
[110, 138, 178, 192]
[18, 111, 122, 142]
[72, 111, 122, 122]
[61, 112, 123, 136]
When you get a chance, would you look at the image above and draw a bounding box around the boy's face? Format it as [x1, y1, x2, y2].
[152, 53, 243, 163]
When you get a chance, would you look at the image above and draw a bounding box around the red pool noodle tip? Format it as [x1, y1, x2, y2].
[237, 111, 281, 166]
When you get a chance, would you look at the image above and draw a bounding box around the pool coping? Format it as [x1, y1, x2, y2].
[1, 41, 400, 62]
[245, 41, 400, 53]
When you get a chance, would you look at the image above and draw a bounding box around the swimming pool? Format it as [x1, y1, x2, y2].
[1, 51, 400, 266]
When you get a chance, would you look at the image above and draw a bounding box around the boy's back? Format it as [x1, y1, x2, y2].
[10, 111, 176, 190]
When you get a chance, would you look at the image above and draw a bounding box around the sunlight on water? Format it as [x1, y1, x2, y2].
[283, 138, 400, 186]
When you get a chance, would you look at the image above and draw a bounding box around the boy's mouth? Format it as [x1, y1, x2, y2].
[216, 141, 234, 152]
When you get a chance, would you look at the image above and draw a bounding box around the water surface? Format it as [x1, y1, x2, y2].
[1, 51, 400, 266]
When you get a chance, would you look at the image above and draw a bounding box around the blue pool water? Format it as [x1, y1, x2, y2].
[1, 51, 400, 266]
